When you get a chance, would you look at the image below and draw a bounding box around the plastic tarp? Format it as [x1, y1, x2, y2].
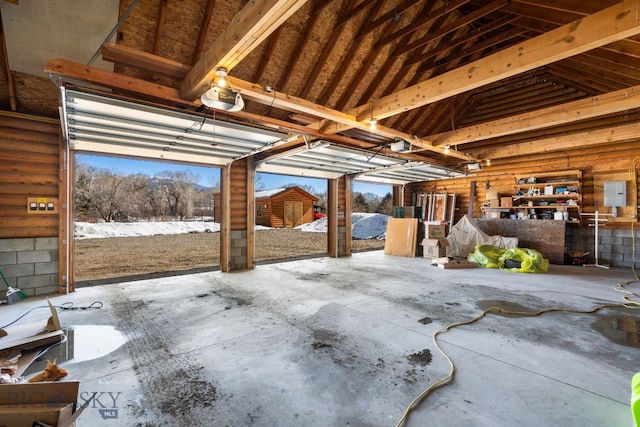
[468, 245, 549, 273]
[446, 215, 518, 258]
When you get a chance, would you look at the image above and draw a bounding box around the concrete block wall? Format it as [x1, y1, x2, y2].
[337, 226, 347, 257]
[0, 237, 59, 297]
[230, 229, 247, 270]
[565, 226, 640, 269]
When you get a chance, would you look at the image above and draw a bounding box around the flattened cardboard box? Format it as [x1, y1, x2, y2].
[0, 381, 86, 427]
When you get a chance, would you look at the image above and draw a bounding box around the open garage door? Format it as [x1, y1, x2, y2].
[59, 89, 288, 283]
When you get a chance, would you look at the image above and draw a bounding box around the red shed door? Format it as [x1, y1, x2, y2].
[284, 201, 303, 227]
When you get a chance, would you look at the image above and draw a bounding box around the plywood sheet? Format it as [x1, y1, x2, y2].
[384, 218, 419, 257]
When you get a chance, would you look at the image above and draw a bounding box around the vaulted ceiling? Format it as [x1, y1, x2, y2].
[2, 0, 640, 177]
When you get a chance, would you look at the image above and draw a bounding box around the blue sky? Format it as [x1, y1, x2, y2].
[76, 154, 392, 197]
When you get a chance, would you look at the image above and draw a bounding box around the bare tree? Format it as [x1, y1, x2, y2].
[74, 164, 134, 222]
[154, 170, 198, 220]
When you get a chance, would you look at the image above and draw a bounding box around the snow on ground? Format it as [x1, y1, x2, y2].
[74, 220, 220, 239]
[75, 213, 390, 240]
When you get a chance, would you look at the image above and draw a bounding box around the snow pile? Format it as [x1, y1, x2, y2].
[75, 220, 220, 239]
[75, 212, 390, 240]
[297, 212, 389, 240]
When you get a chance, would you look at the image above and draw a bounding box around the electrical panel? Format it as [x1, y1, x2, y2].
[603, 181, 626, 207]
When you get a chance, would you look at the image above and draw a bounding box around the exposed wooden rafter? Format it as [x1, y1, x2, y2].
[180, 0, 309, 101]
[424, 84, 640, 148]
[308, 0, 640, 135]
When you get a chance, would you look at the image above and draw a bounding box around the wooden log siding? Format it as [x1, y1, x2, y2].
[409, 140, 640, 228]
[0, 113, 60, 238]
[229, 161, 249, 230]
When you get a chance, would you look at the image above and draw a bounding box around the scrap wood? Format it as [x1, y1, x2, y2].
[0, 348, 21, 375]
[0, 299, 64, 352]
[432, 258, 478, 269]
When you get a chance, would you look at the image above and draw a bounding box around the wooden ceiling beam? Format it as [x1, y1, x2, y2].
[101, 42, 191, 79]
[416, 28, 527, 76]
[278, 0, 334, 92]
[424, 84, 640, 148]
[153, 0, 169, 55]
[353, 0, 640, 125]
[252, 27, 282, 83]
[409, 17, 523, 67]
[375, 0, 470, 49]
[545, 67, 613, 94]
[463, 89, 585, 125]
[319, 1, 387, 107]
[355, 1, 439, 106]
[45, 58, 188, 105]
[299, 0, 358, 99]
[474, 121, 640, 160]
[228, 78, 472, 160]
[395, 0, 508, 57]
[357, 0, 422, 37]
[561, 56, 640, 87]
[510, 0, 610, 15]
[192, 0, 216, 65]
[44, 56, 471, 161]
[180, 0, 309, 101]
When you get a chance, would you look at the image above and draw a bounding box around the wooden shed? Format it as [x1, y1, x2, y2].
[213, 187, 319, 227]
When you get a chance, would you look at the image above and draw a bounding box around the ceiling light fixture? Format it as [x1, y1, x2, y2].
[200, 85, 244, 112]
[215, 67, 228, 88]
[444, 145, 450, 155]
[486, 159, 491, 166]
[367, 102, 377, 131]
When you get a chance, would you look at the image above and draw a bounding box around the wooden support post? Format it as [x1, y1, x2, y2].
[468, 181, 476, 217]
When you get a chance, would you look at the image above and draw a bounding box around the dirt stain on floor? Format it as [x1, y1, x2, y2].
[591, 314, 640, 348]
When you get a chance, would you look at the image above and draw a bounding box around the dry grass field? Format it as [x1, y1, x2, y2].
[74, 229, 385, 284]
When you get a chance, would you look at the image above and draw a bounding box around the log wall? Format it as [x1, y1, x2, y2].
[0, 113, 61, 238]
[0, 113, 62, 295]
[407, 141, 640, 228]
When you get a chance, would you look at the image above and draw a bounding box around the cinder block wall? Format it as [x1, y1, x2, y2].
[566, 227, 640, 269]
[0, 237, 59, 297]
[230, 230, 247, 270]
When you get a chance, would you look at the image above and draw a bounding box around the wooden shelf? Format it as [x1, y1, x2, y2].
[500, 170, 584, 222]
[514, 193, 580, 200]
[512, 204, 579, 209]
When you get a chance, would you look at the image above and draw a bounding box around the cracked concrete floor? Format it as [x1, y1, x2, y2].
[4, 251, 639, 426]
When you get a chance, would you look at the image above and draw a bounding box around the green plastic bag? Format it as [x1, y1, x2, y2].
[468, 245, 549, 273]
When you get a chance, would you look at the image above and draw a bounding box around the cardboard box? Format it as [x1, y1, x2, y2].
[422, 238, 448, 258]
[0, 382, 86, 427]
[500, 197, 513, 207]
[486, 189, 499, 200]
[424, 224, 447, 239]
[487, 199, 500, 208]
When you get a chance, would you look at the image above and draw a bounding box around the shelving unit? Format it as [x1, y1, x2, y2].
[482, 170, 582, 222]
[512, 170, 582, 222]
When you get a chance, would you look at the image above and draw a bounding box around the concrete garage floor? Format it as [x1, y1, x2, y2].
[4, 251, 640, 426]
